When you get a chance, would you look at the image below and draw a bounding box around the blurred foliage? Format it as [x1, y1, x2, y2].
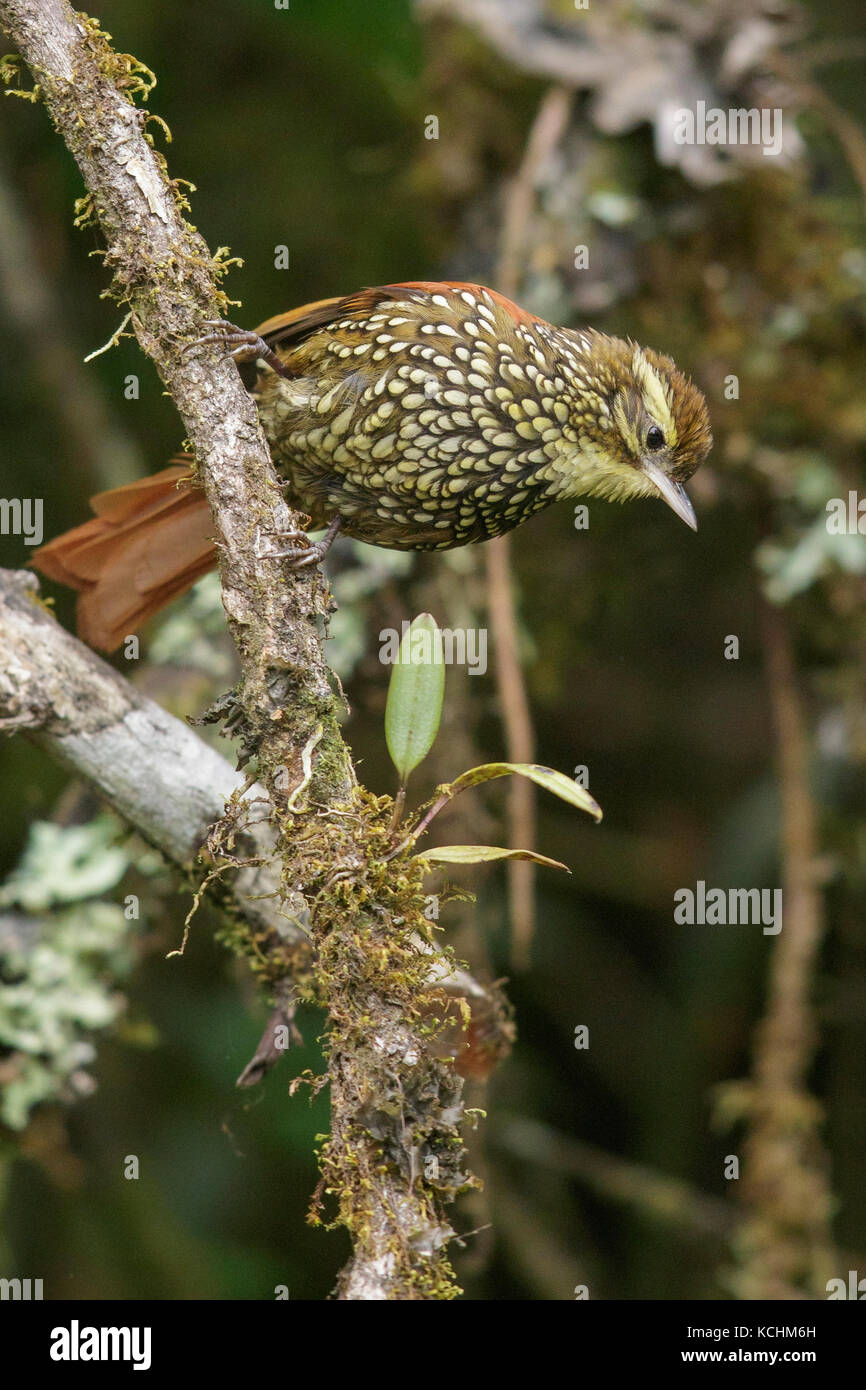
[1, 0, 865, 1300]
[0, 820, 135, 1129]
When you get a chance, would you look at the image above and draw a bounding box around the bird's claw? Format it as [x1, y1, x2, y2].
[270, 538, 331, 569]
[259, 515, 343, 569]
[185, 319, 293, 378]
[274, 526, 311, 544]
[185, 319, 265, 361]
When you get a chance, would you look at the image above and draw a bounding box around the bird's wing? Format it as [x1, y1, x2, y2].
[254, 282, 547, 351]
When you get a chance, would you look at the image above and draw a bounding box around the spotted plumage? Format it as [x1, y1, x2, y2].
[32, 281, 712, 651]
[249, 282, 712, 548]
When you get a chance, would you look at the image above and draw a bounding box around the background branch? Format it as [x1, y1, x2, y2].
[487, 85, 571, 970]
[730, 592, 836, 1299]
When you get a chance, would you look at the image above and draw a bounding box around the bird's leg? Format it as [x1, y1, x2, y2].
[186, 318, 294, 381]
[266, 514, 343, 569]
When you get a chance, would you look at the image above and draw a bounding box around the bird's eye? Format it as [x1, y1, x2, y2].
[646, 425, 665, 451]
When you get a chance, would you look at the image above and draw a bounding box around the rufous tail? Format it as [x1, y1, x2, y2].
[30, 295, 455, 652]
[31, 462, 216, 652]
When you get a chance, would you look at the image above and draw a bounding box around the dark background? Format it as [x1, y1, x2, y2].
[1, 0, 865, 1300]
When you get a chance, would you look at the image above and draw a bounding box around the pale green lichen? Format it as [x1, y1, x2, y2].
[0, 903, 133, 1130]
[0, 818, 129, 912]
[0, 819, 146, 1129]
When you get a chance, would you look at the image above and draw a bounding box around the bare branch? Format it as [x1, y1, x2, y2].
[731, 592, 836, 1299]
[495, 1116, 734, 1241]
[487, 86, 571, 969]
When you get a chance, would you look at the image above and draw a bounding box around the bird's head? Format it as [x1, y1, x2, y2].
[559, 330, 712, 529]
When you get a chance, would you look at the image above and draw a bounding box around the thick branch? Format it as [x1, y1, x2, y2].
[0, 567, 303, 946]
[0, 565, 498, 1097]
[1, 0, 350, 796]
[0, 0, 474, 1299]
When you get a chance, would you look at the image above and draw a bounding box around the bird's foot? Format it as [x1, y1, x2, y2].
[259, 515, 343, 570]
[186, 318, 294, 380]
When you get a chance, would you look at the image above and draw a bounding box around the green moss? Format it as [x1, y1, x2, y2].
[201, 763, 470, 1295]
[0, 53, 40, 101]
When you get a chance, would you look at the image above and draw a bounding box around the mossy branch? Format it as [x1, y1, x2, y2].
[0, 0, 477, 1299]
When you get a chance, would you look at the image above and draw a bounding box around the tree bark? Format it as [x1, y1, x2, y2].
[0, 0, 476, 1298]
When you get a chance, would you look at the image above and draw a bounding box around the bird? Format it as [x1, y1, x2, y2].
[32, 281, 712, 651]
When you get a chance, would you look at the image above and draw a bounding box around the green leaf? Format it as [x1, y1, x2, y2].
[384, 613, 445, 783]
[448, 762, 602, 821]
[414, 845, 569, 871]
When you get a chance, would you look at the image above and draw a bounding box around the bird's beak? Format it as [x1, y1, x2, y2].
[641, 458, 697, 531]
